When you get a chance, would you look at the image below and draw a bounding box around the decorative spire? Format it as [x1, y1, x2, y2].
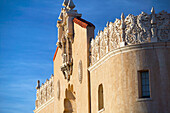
[150, 7, 157, 42]
[67, 0, 75, 10]
[46, 79, 49, 82]
[97, 30, 100, 35]
[36, 80, 40, 89]
[58, 12, 63, 20]
[121, 12, 125, 44]
[121, 12, 125, 29]
[151, 7, 156, 25]
[121, 13, 125, 20]
[62, 0, 69, 7]
[151, 7, 155, 14]
[106, 22, 109, 27]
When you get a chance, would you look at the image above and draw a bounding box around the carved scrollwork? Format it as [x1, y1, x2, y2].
[114, 19, 121, 43]
[35, 75, 54, 109]
[125, 14, 137, 44]
[125, 13, 151, 44]
[109, 22, 116, 50]
[91, 38, 95, 64]
[90, 8, 170, 65]
[56, 1, 82, 82]
[157, 11, 170, 41]
[100, 31, 106, 57]
[95, 36, 100, 60]
[137, 12, 151, 43]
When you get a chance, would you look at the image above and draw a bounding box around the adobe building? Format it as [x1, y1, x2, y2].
[34, 0, 170, 113]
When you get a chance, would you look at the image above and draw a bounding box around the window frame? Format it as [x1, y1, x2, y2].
[138, 70, 151, 99]
[98, 84, 104, 111]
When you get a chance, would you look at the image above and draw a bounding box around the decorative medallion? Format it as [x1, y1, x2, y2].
[57, 80, 60, 100]
[78, 60, 83, 84]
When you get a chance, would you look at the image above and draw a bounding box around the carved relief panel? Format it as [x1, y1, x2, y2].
[90, 8, 170, 65]
[156, 11, 170, 41]
[35, 75, 54, 109]
[78, 60, 83, 84]
[57, 80, 60, 100]
[57, 0, 82, 81]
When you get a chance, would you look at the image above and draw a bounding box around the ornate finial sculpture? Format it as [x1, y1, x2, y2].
[106, 22, 109, 27]
[151, 7, 156, 25]
[121, 13, 125, 20]
[36, 80, 40, 89]
[151, 7, 155, 15]
[67, 0, 75, 10]
[62, 0, 69, 7]
[57, 0, 81, 82]
[98, 30, 100, 35]
[151, 7, 157, 42]
[120, 13, 125, 46]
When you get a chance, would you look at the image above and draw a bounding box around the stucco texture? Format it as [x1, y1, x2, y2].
[90, 42, 170, 113]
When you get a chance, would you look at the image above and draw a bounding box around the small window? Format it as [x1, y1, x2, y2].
[98, 84, 104, 111]
[138, 70, 150, 98]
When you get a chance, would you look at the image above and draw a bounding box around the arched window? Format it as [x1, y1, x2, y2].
[98, 84, 104, 110]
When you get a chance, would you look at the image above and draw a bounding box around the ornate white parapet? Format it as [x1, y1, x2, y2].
[35, 75, 54, 110]
[90, 8, 170, 65]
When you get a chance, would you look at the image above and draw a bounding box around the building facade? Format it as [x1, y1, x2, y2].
[34, 0, 170, 113]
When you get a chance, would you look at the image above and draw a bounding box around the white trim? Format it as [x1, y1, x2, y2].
[88, 42, 170, 72]
[34, 97, 54, 113]
[136, 98, 152, 102]
[98, 108, 105, 113]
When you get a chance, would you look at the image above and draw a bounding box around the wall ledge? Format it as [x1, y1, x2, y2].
[34, 97, 54, 113]
[88, 42, 170, 72]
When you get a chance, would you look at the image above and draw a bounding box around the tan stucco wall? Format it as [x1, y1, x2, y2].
[89, 42, 170, 113]
[54, 23, 94, 113]
[34, 99, 54, 113]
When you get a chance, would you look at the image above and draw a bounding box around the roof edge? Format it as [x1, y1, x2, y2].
[53, 46, 59, 61]
[73, 17, 95, 29]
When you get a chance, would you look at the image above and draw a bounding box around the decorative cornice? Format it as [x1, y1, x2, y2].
[88, 42, 170, 72]
[35, 75, 54, 110]
[90, 9, 170, 65]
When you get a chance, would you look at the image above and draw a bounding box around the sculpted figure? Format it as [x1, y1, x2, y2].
[95, 35, 100, 60]
[91, 38, 95, 64]
[156, 11, 170, 41]
[137, 12, 151, 43]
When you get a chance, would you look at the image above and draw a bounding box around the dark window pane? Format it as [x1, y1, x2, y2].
[140, 71, 150, 98]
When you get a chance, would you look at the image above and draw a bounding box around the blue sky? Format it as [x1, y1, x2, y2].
[0, 0, 169, 113]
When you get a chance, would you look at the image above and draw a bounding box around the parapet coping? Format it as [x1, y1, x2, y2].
[88, 42, 170, 72]
[34, 97, 54, 113]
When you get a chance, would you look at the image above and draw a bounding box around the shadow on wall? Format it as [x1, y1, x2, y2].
[63, 84, 77, 113]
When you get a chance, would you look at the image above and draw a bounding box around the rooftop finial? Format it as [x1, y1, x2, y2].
[59, 12, 63, 20]
[67, 0, 75, 10]
[97, 30, 100, 35]
[121, 13, 125, 20]
[62, 0, 69, 7]
[36, 80, 40, 89]
[106, 22, 109, 27]
[151, 7, 155, 14]
[121, 12, 125, 29]
[151, 7, 156, 25]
